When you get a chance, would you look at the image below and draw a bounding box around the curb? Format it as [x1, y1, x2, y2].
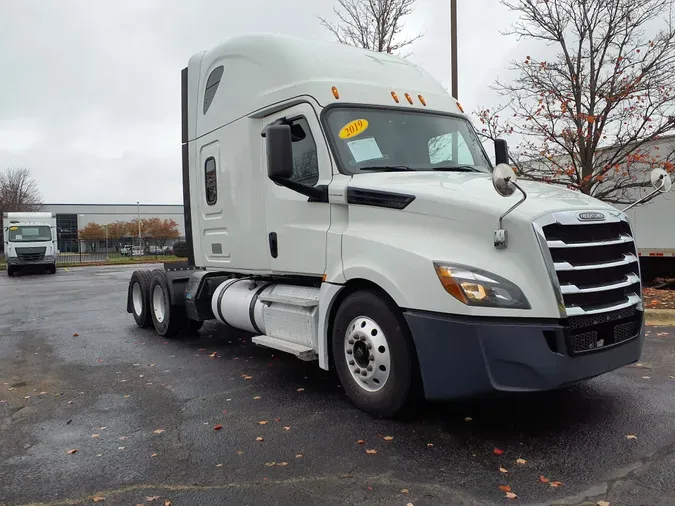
[645, 309, 675, 326]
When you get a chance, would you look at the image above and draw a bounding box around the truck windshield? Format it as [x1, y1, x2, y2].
[323, 106, 492, 174]
[8, 225, 52, 242]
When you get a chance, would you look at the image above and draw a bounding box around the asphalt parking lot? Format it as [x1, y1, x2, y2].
[1, 265, 674, 506]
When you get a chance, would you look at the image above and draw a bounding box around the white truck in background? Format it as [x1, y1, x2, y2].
[126, 34, 672, 417]
[3, 212, 58, 276]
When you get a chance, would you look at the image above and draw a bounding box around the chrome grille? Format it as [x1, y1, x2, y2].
[534, 211, 642, 317]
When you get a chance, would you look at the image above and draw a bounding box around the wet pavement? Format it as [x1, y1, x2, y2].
[1, 265, 674, 506]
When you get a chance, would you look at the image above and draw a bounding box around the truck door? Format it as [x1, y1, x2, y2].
[262, 103, 332, 276]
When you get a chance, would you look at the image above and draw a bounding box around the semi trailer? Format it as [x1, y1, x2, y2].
[3, 212, 58, 276]
[126, 34, 672, 417]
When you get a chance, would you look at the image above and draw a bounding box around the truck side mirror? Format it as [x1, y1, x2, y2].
[494, 139, 509, 166]
[264, 124, 294, 180]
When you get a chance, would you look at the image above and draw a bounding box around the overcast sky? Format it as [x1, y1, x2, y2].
[0, 0, 529, 204]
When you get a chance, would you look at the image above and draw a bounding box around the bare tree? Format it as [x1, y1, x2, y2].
[0, 167, 43, 213]
[319, 0, 423, 56]
[474, 0, 675, 204]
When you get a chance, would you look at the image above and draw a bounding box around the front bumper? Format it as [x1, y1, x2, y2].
[6, 255, 55, 266]
[404, 308, 644, 400]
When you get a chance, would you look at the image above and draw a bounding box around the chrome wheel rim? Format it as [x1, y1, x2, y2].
[344, 316, 391, 392]
[152, 285, 166, 323]
[132, 282, 143, 316]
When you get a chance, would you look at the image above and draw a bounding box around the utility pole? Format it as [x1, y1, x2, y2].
[137, 201, 141, 249]
[450, 0, 458, 99]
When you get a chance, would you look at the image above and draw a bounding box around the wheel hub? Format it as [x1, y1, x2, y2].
[132, 282, 143, 316]
[152, 285, 166, 323]
[344, 316, 391, 393]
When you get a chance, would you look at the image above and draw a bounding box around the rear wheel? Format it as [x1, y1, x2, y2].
[129, 270, 153, 328]
[149, 270, 186, 337]
[331, 289, 416, 418]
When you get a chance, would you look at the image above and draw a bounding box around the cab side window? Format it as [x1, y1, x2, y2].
[288, 117, 319, 186]
[205, 157, 217, 205]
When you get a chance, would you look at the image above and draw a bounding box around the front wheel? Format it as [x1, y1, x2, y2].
[7, 265, 15, 277]
[331, 290, 417, 418]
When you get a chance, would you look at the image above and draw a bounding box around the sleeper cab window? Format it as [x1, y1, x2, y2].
[205, 157, 217, 205]
[203, 65, 224, 114]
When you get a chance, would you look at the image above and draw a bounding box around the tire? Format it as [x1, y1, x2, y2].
[331, 289, 416, 418]
[7, 265, 15, 277]
[149, 270, 186, 337]
[49, 264, 56, 274]
[129, 270, 153, 328]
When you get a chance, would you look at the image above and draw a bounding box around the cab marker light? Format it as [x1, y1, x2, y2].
[418, 94, 427, 106]
[404, 93, 414, 104]
[332, 86, 340, 99]
[391, 91, 400, 103]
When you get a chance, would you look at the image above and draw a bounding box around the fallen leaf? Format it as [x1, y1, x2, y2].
[216, 464, 223, 467]
[258, 420, 269, 425]
[274, 417, 281, 422]
[67, 449, 78, 454]
[427, 443, 434, 447]
[366, 449, 377, 454]
[499, 485, 512, 493]
[500, 467, 509, 473]
[278, 461, 288, 466]
[253, 396, 261, 400]
[73, 333, 79, 337]
[151, 453, 158, 457]
[124, 395, 131, 398]
[516, 458, 527, 465]
[505, 491, 518, 499]
[539, 475, 550, 483]
[214, 424, 223, 430]
[642, 376, 651, 379]
[296, 454, 303, 458]
[406, 503, 415, 506]
[237, 450, 244, 455]
[464, 417, 473, 422]
[494, 448, 505, 455]
[297, 388, 305, 392]
[597, 501, 610, 506]
[256, 436, 264, 441]
[91, 434, 100, 438]
[384, 436, 394, 441]
[283, 426, 291, 431]
[265, 462, 276, 467]
[626, 434, 638, 440]
[153, 429, 165, 434]
[401, 489, 410, 494]
[356, 439, 366, 445]
[243, 375, 252, 380]
[164, 501, 171, 506]
[550, 481, 564, 488]
[209, 352, 217, 357]
[92, 497, 105, 502]
[118, 447, 125, 450]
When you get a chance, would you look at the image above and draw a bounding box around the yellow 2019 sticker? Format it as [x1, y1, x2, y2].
[9, 226, 18, 231]
[339, 119, 369, 139]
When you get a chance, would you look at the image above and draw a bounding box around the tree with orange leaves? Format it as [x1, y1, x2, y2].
[474, 0, 675, 204]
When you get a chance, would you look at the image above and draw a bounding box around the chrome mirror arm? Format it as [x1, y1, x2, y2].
[494, 181, 527, 249]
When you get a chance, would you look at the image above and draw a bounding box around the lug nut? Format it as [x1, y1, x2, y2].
[369, 355, 374, 361]
[346, 349, 353, 355]
[349, 360, 355, 366]
[360, 336, 367, 341]
[367, 343, 372, 349]
[348, 339, 354, 345]
[367, 365, 373, 372]
[354, 368, 361, 374]
[361, 370, 368, 377]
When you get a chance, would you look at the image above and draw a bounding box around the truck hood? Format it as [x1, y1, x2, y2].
[348, 171, 618, 222]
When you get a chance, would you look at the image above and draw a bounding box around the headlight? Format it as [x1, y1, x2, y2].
[433, 262, 531, 309]
[7, 246, 16, 257]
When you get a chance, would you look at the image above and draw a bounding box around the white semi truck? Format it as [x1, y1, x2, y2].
[3, 212, 58, 276]
[126, 34, 672, 417]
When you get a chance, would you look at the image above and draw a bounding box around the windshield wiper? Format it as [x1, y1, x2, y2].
[432, 165, 481, 172]
[359, 165, 416, 172]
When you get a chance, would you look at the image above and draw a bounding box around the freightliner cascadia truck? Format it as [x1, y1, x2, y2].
[126, 34, 672, 417]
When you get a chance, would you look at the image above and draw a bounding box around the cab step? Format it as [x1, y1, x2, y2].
[252, 335, 318, 361]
